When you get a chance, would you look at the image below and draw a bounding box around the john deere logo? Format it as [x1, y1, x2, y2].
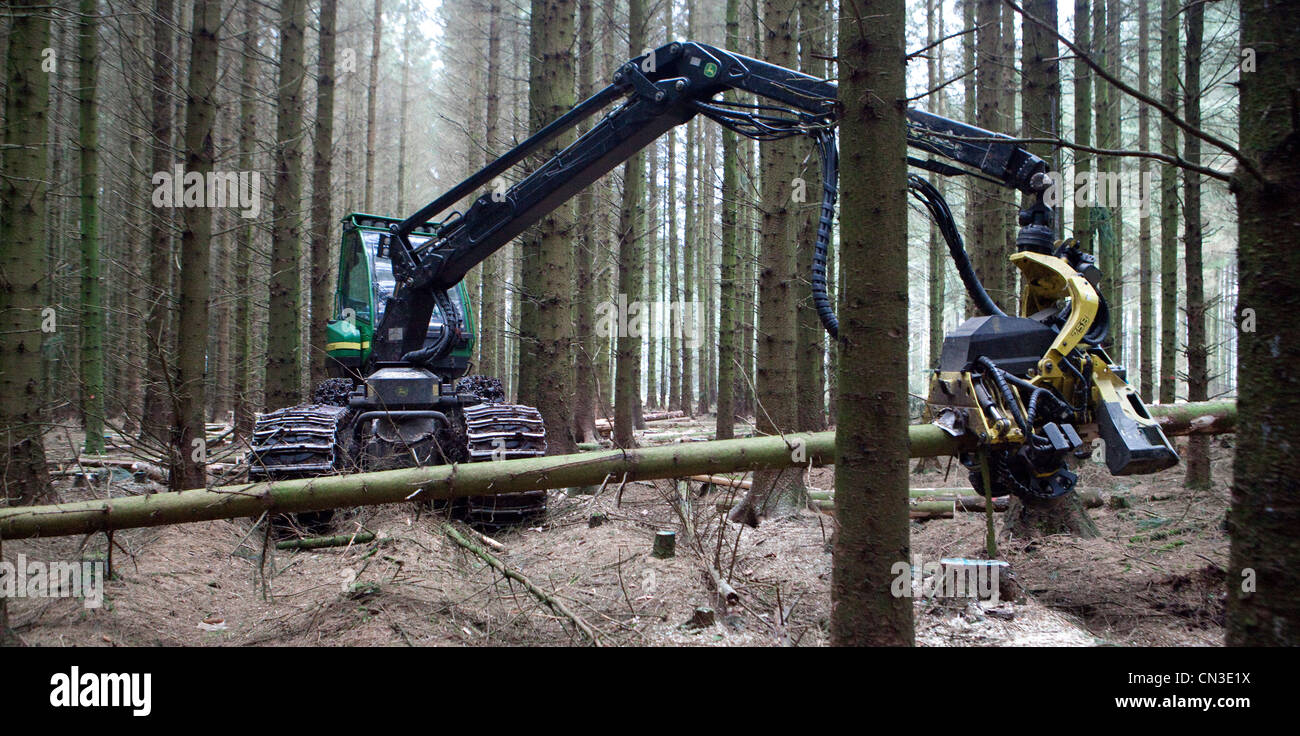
[703, 62, 718, 78]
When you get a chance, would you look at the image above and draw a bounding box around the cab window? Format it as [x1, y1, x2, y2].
[338, 231, 372, 322]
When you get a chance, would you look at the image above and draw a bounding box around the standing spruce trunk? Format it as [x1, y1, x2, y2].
[1071, 0, 1091, 254]
[793, 0, 825, 433]
[681, 120, 695, 420]
[729, 0, 806, 525]
[698, 126, 715, 418]
[1158, 0, 1179, 405]
[571, 0, 598, 442]
[1094, 0, 1123, 360]
[171, 0, 219, 491]
[141, 0, 175, 444]
[832, 0, 912, 647]
[521, 0, 578, 454]
[1136, 0, 1154, 403]
[308, 0, 338, 389]
[614, 0, 648, 448]
[265, 0, 308, 410]
[715, 0, 741, 440]
[478, 0, 504, 381]
[971, 0, 1010, 313]
[0, 0, 52, 504]
[362, 0, 381, 213]
[925, 0, 946, 373]
[644, 123, 660, 413]
[78, 0, 104, 455]
[1182, 4, 1210, 490]
[233, 0, 259, 439]
[1228, 0, 1300, 646]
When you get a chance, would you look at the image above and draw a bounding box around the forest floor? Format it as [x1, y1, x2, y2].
[3, 416, 1231, 647]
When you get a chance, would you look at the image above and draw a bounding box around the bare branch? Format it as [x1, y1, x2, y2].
[1002, 0, 1261, 183]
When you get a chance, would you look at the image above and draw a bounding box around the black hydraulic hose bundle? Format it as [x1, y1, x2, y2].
[811, 131, 840, 338]
[810, 146, 1013, 341]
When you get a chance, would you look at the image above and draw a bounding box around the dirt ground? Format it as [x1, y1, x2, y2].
[2, 417, 1232, 647]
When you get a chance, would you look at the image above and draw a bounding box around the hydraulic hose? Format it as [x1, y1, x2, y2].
[907, 175, 1006, 319]
[811, 131, 840, 338]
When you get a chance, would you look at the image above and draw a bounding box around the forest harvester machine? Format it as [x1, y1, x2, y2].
[247, 40, 1178, 527]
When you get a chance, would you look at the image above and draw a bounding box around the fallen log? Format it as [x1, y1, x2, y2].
[0, 401, 1231, 540]
[690, 474, 752, 489]
[1150, 400, 1237, 436]
[594, 410, 685, 430]
[275, 531, 376, 550]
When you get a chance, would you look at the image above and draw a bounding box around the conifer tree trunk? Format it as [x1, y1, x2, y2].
[265, 0, 308, 410]
[1158, 0, 1179, 405]
[971, 0, 1010, 312]
[1229, 0, 1300, 646]
[1071, 0, 1092, 253]
[308, 0, 338, 389]
[78, 0, 104, 455]
[0, 0, 52, 504]
[729, 0, 806, 524]
[521, 0, 578, 454]
[1137, 0, 1154, 403]
[794, 0, 825, 433]
[479, 0, 504, 381]
[142, 0, 175, 443]
[233, 0, 259, 439]
[615, 0, 648, 447]
[172, 0, 219, 490]
[832, 0, 912, 647]
[925, 0, 946, 372]
[362, 0, 382, 212]
[716, 0, 742, 440]
[571, 0, 598, 442]
[1183, 2, 1210, 488]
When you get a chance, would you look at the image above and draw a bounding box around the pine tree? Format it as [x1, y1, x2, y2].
[1183, 2, 1210, 488]
[265, 0, 308, 410]
[170, 0, 219, 490]
[78, 0, 105, 454]
[832, 0, 912, 647]
[520, 0, 578, 454]
[614, 0, 648, 447]
[0, 0, 52, 504]
[308, 0, 338, 388]
[729, 0, 807, 523]
[1228, 0, 1300, 646]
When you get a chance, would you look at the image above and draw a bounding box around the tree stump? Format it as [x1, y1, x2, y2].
[1001, 490, 1100, 539]
[652, 530, 676, 558]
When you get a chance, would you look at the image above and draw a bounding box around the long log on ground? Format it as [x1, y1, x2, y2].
[594, 410, 684, 429]
[0, 401, 1232, 540]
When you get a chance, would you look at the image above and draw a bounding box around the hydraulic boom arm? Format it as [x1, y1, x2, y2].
[373, 40, 1050, 368]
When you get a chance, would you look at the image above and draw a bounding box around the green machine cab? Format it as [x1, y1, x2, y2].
[325, 213, 476, 381]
